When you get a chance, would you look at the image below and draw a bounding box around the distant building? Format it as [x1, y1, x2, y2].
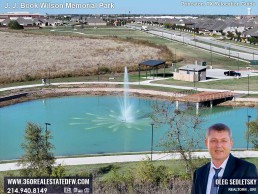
[247, 8, 251, 16]
[86, 17, 107, 26]
[0, 12, 43, 20]
[0, 12, 44, 26]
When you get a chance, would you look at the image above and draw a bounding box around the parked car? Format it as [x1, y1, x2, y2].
[224, 70, 241, 76]
[141, 25, 148, 31]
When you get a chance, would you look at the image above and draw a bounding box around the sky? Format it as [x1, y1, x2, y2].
[0, 0, 257, 15]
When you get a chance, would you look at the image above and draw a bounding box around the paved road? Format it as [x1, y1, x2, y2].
[127, 24, 258, 61]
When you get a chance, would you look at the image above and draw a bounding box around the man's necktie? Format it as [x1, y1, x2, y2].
[210, 167, 222, 194]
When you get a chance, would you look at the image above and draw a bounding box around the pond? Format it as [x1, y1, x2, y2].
[0, 96, 256, 160]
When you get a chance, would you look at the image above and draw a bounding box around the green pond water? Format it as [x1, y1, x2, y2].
[0, 96, 256, 160]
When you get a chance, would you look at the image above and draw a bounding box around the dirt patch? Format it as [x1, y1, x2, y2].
[0, 31, 171, 84]
[0, 85, 178, 107]
[1, 85, 257, 108]
[219, 101, 258, 107]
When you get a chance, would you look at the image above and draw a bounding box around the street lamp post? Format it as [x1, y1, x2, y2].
[150, 123, 154, 161]
[193, 68, 196, 88]
[48, 68, 50, 85]
[193, 24, 195, 41]
[193, 24, 197, 47]
[247, 74, 250, 96]
[97, 64, 100, 82]
[45, 123, 51, 146]
[247, 115, 251, 150]
[210, 43, 213, 68]
[174, 48, 177, 72]
[237, 53, 240, 73]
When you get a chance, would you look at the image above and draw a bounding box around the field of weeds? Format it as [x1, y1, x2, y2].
[0, 31, 171, 84]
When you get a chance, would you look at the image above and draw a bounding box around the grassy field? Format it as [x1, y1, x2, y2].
[0, 157, 257, 181]
[1, 67, 258, 92]
[25, 26, 254, 70]
[0, 28, 169, 84]
[0, 157, 257, 179]
[218, 39, 258, 50]
[154, 76, 258, 91]
[195, 39, 251, 54]
[1, 26, 258, 90]
[0, 157, 257, 194]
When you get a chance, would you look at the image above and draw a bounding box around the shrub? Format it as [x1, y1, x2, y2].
[24, 74, 34, 81]
[8, 20, 24, 30]
[99, 67, 111, 74]
[97, 164, 118, 175]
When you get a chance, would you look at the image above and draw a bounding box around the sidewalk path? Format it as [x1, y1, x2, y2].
[1, 80, 258, 94]
[0, 151, 257, 172]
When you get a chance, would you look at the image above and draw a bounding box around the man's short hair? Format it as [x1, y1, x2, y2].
[206, 123, 232, 138]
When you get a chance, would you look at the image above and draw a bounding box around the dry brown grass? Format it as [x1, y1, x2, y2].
[0, 31, 171, 84]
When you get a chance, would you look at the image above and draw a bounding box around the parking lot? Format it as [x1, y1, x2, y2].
[204, 68, 258, 81]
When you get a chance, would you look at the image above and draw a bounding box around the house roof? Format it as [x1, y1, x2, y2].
[1, 18, 10, 25]
[33, 18, 43, 23]
[209, 20, 226, 31]
[139, 60, 165, 67]
[86, 17, 106, 24]
[242, 27, 258, 37]
[179, 65, 206, 72]
[17, 17, 34, 25]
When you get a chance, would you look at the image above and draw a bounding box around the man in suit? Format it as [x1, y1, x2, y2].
[191, 123, 257, 194]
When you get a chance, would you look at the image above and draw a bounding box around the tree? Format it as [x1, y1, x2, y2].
[235, 30, 241, 42]
[246, 118, 258, 150]
[8, 20, 23, 30]
[221, 31, 226, 37]
[226, 31, 234, 40]
[164, 23, 172, 29]
[19, 122, 55, 177]
[51, 164, 66, 178]
[151, 102, 204, 175]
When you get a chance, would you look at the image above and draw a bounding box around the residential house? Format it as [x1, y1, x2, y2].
[207, 20, 226, 35]
[86, 17, 107, 26]
[41, 18, 62, 26]
[1, 18, 10, 26]
[221, 21, 245, 34]
[242, 27, 258, 38]
[17, 17, 34, 26]
[33, 18, 43, 26]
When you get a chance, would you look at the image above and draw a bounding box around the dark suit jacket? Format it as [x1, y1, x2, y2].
[191, 154, 258, 194]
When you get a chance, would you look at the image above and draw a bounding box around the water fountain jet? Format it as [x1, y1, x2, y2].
[120, 66, 134, 123]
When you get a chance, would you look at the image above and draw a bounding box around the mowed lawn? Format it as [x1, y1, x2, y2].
[154, 75, 258, 91]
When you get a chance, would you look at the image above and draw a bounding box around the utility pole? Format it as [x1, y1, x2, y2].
[150, 123, 154, 161]
[247, 115, 251, 150]
[247, 74, 250, 96]
[45, 123, 51, 146]
[48, 68, 50, 85]
[210, 43, 213, 68]
[237, 53, 240, 73]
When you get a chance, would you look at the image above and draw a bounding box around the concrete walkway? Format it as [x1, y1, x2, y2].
[0, 151, 257, 172]
[0, 81, 257, 172]
[1, 80, 258, 94]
